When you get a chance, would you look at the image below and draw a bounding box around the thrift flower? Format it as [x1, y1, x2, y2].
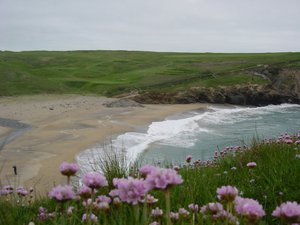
[145, 168, 183, 190]
[151, 207, 163, 218]
[141, 194, 159, 205]
[247, 162, 257, 168]
[59, 162, 79, 177]
[169, 212, 179, 221]
[149, 222, 159, 225]
[82, 213, 98, 223]
[217, 185, 239, 202]
[82, 172, 108, 189]
[200, 202, 224, 215]
[188, 203, 199, 212]
[79, 185, 92, 199]
[16, 186, 29, 196]
[139, 164, 158, 176]
[67, 206, 74, 216]
[272, 201, 300, 223]
[113, 177, 148, 205]
[48, 185, 75, 202]
[178, 208, 190, 218]
[235, 197, 265, 223]
[186, 155, 192, 163]
[96, 195, 111, 204]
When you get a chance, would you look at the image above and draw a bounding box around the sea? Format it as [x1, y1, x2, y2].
[76, 104, 300, 170]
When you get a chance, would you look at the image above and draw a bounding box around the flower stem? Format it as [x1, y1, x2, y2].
[164, 188, 172, 225]
[134, 204, 140, 224]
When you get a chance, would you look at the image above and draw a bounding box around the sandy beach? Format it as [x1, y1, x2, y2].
[0, 95, 206, 195]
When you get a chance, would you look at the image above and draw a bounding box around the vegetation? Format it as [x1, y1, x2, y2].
[1, 51, 300, 96]
[1, 132, 300, 224]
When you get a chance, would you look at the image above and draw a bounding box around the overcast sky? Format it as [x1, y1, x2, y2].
[1, 0, 300, 52]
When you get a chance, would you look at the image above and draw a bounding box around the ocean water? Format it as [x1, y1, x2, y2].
[76, 104, 300, 170]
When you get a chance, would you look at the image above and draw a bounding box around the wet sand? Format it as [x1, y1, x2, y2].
[0, 95, 206, 195]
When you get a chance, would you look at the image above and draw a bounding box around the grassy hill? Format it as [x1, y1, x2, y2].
[1, 50, 300, 97]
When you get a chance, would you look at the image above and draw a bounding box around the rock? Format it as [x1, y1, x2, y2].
[103, 99, 144, 108]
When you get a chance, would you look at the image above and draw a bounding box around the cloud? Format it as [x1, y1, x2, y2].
[0, 0, 300, 52]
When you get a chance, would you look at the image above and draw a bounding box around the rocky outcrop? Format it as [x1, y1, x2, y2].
[131, 68, 300, 106]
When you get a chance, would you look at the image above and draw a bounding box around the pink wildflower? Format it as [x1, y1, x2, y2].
[139, 164, 158, 177]
[247, 162, 257, 168]
[48, 185, 75, 202]
[145, 168, 183, 190]
[113, 177, 148, 205]
[16, 186, 29, 196]
[188, 203, 199, 212]
[149, 222, 159, 225]
[169, 212, 179, 221]
[178, 208, 190, 218]
[217, 185, 239, 202]
[186, 155, 192, 163]
[200, 202, 224, 215]
[79, 185, 92, 199]
[235, 196, 265, 223]
[82, 172, 108, 189]
[141, 194, 158, 204]
[82, 213, 98, 223]
[151, 207, 163, 218]
[96, 195, 111, 204]
[59, 162, 79, 177]
[272, 201, 300, 223]
[67, 206, 74, 216]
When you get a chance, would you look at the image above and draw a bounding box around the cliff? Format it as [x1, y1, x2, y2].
[132, 68, 300, 106]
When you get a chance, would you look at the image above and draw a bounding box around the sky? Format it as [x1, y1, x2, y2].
[1, 0, 300, 52]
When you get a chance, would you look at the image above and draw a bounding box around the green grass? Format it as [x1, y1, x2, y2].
[1, 137, 300, 224]
[1, 51, 300, 96]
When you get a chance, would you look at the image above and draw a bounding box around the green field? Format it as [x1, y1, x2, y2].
[0, 51, 300, 96]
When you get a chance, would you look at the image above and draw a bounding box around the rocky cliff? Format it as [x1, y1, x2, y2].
[131, 68, 300, 106]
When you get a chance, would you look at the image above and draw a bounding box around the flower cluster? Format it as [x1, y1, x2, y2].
[272, 201, 300, 223]
[111, 177, 148, 205]
[82, 172, 108, 189]
[48, 185, 76, 201]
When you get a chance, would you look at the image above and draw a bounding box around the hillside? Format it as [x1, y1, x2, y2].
[1, 51, 300, 105]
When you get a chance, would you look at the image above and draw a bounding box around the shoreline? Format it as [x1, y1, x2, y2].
[0, 94, 206, 195]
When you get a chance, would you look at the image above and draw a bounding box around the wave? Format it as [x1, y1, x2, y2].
[76, 103, 300, 170]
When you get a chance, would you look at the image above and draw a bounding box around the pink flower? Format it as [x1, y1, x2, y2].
[82, 172, 108, 189]
[178, 208, 190, 218]
[272, 201, 300, 223]
[16, 186, 29, 196]
[188, 203, 199, 212]
[139, 164, 158, 176]
[96, 195, 111, 204]
[82, 213, 98, 223]
[79, 185, 92, 199]
[59, 162, 79, 177]
[48, 185, 75, 202]
[200, 202, 224, 215]
[235, 197, 265, 223]
[151, 207, 163, 218]
[149, 222, 159, 225]
[247, 162, 257, 168]
[140, 194, 158, 204]
[145, 168, 183, 190]
[169, 212, 179, 220]
[67, 206, 74, 216]
[186, 155, 192, 163]
[216, 185, 239, 202]
[113, 177, 148, 205]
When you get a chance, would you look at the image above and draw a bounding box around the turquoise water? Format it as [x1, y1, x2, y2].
[140, 104, 300, 164]
[77, 104, 300, 170]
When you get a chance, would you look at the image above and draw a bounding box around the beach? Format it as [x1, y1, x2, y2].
[0, 95, 206, 195]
